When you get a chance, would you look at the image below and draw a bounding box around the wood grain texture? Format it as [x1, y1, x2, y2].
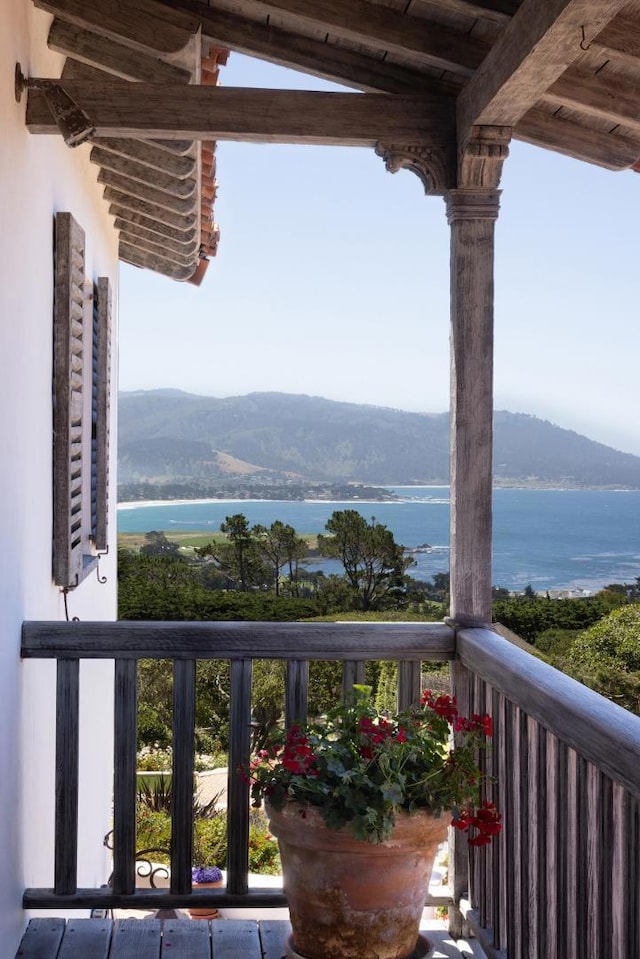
[157, 919, 210, 958]
[14, 918, 65, 959]
[92, 277, 111, 553]
[170, 660, 196, 894]
[457, 0, 630, 135]
[446, 199, 499, 626]
[26, 85, 455, 146]
[55, 918, 112, 958]
[53, 212, 86, 587]
[457, 627, 640, 800]
[212, 919, 261, 959]
[112, 660, 137, 895]
[285, 659, 308, 726]
[55, 659, 79, 895]
[21, 620, 456, 660]
[227, 659, 252, 895]
[109, 919, 162, 959]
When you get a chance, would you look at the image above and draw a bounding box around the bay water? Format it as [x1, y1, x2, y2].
[117, 487, 640, 594]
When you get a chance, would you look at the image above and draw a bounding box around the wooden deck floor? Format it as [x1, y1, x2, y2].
[15, 917, 486, 959]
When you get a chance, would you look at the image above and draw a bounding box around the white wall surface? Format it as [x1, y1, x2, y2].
[0, 2, 120, 951]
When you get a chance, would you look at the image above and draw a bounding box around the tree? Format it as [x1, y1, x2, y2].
[198, 514, 267, 591]
[565, 604, 640, 714]
[140, 530, 182, 558]
[252, 521, 307, 596]
[317, 510, 414, 611]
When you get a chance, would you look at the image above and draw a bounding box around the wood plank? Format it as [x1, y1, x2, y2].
[23, 886, 287, 910]
[171, 660, 196, 894]
[104, 189, 198, 230]
[515, 106, 640, 171]
[98, 170, 198, 214]
[259, 919, 293, 959]
[544, 733, 561, 959]
[58, 918, 112, 959]
[212, 920, 261, 959]
[21, 620, 457, 661]
[109, 205, 198, 243]
[285, 659, 308, 726]
[109, 918, 162, 959]
[457, 0, 629, 135]
[397, 660, 421, 710]
[227, 660, 252, 895]
[95, 138, 196, 178]
[118, 245, 198, 281]
[159, 919, 211, 958]
[457, 626, 640, 802]
[48, 18, 192, 83]
[25, 84, 455, 146]
[611, 783, 633, 957]
[33, 0, 195, 55]
[118, 232, 198, 267]
[91, 148, 197, 198]
[231, 0, 487, 74]
[55, 659, 79, 894]
[342, 661, 366, 700]
[174, 1, 451, 94]
[114, 220, 199, 256]
[546, 68, 640, 133]
[15, 919, 65, 959]
[112, 660, 138, 895]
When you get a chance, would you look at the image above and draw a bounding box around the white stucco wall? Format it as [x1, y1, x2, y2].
[1, 2, 120, 951]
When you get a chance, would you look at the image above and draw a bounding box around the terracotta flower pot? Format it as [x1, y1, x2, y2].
[188, 866, 224, 919]
[266, 802, 447, 959]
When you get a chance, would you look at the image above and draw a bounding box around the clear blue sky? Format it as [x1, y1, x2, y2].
[119, 54, 640, 456]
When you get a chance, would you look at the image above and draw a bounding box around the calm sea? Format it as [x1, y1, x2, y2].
[117, 487, 640, 594]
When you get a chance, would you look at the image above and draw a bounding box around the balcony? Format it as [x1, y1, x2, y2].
[19, 619, 640, 959]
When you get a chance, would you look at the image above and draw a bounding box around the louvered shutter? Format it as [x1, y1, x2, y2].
[92, 277, 112, 552]
[53, 212, 86, 586]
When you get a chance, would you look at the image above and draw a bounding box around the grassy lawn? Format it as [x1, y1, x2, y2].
[118, 531, 320, 554]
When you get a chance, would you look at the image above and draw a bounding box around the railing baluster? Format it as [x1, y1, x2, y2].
[545, 732, 561, 959]
[526, 717, 545, 959]
[449, 660, 470, 939]
[342, 661, 365, 699]
[285, 660, 308, 727]
[495, 691, 508, 953]
[397, 661, 420, 710]
[112, 659, 137, 894]
[55, 659, 79, 895]
[171, 659, 196, 894]
[227, 658, 252, 895]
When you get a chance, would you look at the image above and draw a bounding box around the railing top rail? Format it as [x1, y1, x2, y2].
[458, 626, 640, 800]
[21, 620, 455, 661]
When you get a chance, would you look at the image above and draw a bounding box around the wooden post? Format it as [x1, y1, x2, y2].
[445, 126, 510, 628]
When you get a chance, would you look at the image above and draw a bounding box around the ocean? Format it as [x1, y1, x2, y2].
[117, 487, 640, 594]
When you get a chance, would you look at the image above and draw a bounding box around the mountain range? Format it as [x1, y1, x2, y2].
[118, 390, 640, 489]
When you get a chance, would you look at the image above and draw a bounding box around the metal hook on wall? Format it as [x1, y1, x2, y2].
[96, 546, 109, 585]
[580, 25, 592, 51]
[62, 582, 80, 622]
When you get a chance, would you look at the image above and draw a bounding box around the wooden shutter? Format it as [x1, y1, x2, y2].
[92, 277, 112, 552]
[53, 212, 86, 586]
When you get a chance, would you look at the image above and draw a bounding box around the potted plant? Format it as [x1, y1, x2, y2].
[245, 685, 501, 959]
[189, 865, 224, 920]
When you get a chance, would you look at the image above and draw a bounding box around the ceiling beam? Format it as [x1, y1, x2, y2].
[457, 0, 630, 140]
[515, 107, 640, 170]
[26, 83, 455, 146]
[33, 0, 196, 56]
[162, 0, 487, 75]
[545, 68, 640, 134]
[90, 146, 197, 197]
[160, 0, 451, 94]
[48, 18, 192, 83]
[95, 138, 197, 178]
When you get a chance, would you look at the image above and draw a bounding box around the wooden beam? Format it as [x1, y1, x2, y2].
[114, 219, 199, 256]
[33, 0, 195, 55]
[546, 68, 640, 135]
[104, 187, 198, 230]
[109, 207, 198, 244]
[592, 14, 640, 69]
[515, 107, 640, 171]
[457, 0, 630, 136]
[119, 242, 197, 280]
[90, 146, 197, 198]
[48, 18, 191, 83]
[162, 0, 452, 94]
[26, 83, 455, 146]
[95, 138, 197, 178]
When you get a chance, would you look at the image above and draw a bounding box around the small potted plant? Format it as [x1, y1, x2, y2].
[244, 685, 501, 959]
[189, 865, 224, 920]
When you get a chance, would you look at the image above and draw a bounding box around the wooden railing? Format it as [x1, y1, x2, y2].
[453, 627, 640, 959]
[21, 619, 640, 959]
[20, 620, 455, 912]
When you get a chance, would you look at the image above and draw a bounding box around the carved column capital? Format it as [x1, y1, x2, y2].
[458, 125, 511, 190]
[375, 142, 455, 196]
[445, 188, 501, 224]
